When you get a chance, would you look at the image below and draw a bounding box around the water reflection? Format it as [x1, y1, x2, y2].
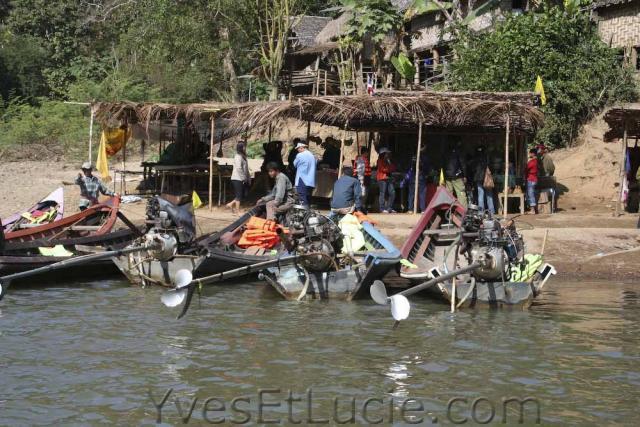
[0, 280, 638, 425]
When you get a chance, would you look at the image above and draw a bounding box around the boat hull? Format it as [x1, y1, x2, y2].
[262, 251, 401, 301]
[112, 254, 206, 287]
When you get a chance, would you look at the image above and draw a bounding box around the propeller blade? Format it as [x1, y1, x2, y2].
[390, 294, 410, 321]
[370, 280, 389, 305]
[177, 285, 197, 320]
[174, 269, 193, 289]
[161, 289, 188, 308]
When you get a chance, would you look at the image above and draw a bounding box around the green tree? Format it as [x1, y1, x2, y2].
[448, 6, 637, 147]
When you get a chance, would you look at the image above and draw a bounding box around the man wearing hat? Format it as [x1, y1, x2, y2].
[75, 162, 116, 210]
[293, 140, 317, 208]
[330, 162, 362, 216]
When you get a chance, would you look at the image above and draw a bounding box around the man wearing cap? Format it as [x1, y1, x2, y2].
[293, 140, 317, 208]
[330, 162, 362, 216]
[75, 162, 116, 210]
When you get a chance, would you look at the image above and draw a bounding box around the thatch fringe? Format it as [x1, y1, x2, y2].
[92, 91, 543, 139]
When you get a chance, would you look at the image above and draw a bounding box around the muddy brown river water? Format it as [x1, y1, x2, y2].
[1, 279, 639, 426]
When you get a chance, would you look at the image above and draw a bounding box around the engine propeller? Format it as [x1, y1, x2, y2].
[370, 262, 481, 323]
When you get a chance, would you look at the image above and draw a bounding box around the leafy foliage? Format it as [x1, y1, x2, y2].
[341, 0, 401, 44]
[390, 52, 416, 82]
[448, 7, 638, 147]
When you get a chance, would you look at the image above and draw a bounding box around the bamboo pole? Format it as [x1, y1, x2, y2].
[503, 112, 511, 217]
[209, 115, 215, 212]
[615, 118, 628, 217]
[414, 122, 423, 214]
[88, 109, 95, 164]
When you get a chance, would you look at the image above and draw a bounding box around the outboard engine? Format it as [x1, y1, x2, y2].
[283, 206, 342, 272]
[461, 207, 524, 282]
[143, 197, 197, 258]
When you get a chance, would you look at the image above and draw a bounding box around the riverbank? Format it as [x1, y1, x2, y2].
[1, 160, 639, 282]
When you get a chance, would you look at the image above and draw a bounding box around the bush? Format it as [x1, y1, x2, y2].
[448, 7, 638, 148]
[0, 99, 90, 159]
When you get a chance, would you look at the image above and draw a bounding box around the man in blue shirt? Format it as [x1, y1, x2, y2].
[331, 163, 362, 216]
[292, 141, 316, 208]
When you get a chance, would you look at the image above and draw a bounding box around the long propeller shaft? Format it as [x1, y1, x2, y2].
[399, 262, 482, 298]
[0, 245, 148, 300]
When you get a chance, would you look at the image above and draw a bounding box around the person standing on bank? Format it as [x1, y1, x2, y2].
[257, 162, 295, 220]
[377, 147, 397, 213]
[286, 138, 300, 182]
[445, 147, 468, 206]
[331, 162, 362, 216]
[537, 144, 555, 177]
[473, 147, 495, 214]
[226, 141, 250, 214]
[293, 140, 316, 208]
[353, 147, 372, 212]
[526, 148, 539, 215]
[75, 162, 116, 211]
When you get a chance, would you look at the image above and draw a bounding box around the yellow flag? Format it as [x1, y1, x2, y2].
[439, 168, 445, 186]
[96, 132, 112, 182]
[535, 75, 547, 106]
[192, 191, 203, 210]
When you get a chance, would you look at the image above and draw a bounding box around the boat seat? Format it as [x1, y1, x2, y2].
[244, 246, 266, 256]
[18, 223, 45, 229]
[69, 225, 102, 231]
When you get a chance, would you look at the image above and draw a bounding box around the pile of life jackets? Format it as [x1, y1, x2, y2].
[21, 207, 58, 225]
[237, 217, 289, 249]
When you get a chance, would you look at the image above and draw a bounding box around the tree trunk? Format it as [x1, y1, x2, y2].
[220, 26, 239, 102]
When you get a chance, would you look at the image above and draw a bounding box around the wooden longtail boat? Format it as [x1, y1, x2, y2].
[0, 196, 141, 278]
[261, 221, 401, 301]
[1, 187, 64, 233]
[399, 187, 555, 308]
[2, 196, 122, 251]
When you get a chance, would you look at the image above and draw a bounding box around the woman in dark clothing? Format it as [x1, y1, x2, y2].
[473, 147, 495, 214]
[261, 141, 284, 172]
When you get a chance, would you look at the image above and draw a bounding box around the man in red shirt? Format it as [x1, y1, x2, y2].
[525, 148, 539, 214]
[376, 147, 397, 213]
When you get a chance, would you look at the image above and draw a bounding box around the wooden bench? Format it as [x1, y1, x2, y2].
[498, 193, 525, 215]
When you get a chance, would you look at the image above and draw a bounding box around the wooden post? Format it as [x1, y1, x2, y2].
[122, 139, 127, 195]
[414, 122, 423, 214]
[503, 112, 511, 217]
[208, 115, 215, 212]
[306, 121, 311, 141]
[338, 123, 347, 178]
[88, 109, 95, 164]
[615, 118, 628, 217]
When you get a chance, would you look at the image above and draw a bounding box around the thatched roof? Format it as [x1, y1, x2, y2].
[222, 91, 543, 135]
[93, 100, 234, 124]
[592, 0, 636, 9]
[603, 104, 640, 142]
[93, 91, 543, 138]
[315, 13, 351, 44]
[290, 15, 332, 49]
